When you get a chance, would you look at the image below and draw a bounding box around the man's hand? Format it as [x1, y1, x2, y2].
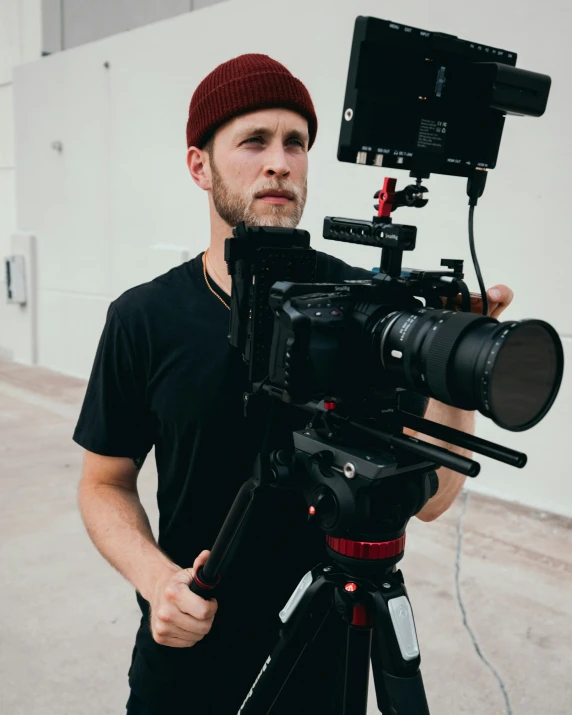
[470, 284, 514, 319]
[150, 550, 218, 648]
[449, 284, 514, 319]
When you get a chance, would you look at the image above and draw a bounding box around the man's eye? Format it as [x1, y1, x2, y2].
[243, 137, 304, 148]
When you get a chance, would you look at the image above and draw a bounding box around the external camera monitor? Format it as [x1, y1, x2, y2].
[338, 16, 551, 178]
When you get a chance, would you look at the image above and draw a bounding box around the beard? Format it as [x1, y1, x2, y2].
[210, 159, 307, 229]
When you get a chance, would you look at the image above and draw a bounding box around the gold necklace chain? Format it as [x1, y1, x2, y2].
[202, 249, 230, 310]
[205, 248, 228, 287]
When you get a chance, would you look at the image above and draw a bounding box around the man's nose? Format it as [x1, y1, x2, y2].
[263, 145, 290, 178]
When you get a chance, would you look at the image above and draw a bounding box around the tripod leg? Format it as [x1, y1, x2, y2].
[342, 626, 372, 715]
[370, 572, 430, 715]
[238, 568, 336, 715]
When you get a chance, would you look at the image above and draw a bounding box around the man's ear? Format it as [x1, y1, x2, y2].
[187, 146, 212, 191]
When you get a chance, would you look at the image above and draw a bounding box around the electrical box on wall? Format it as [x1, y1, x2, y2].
[5, 255, 27, 306]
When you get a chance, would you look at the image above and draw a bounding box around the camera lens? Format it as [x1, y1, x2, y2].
[376, 309, 563, 431]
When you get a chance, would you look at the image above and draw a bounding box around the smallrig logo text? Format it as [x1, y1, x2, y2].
[237, 655, 271, 713]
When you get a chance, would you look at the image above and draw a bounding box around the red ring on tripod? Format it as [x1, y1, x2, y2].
[326, 534, 406, 560]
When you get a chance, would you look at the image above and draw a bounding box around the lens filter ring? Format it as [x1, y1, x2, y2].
[478, 319, 564, 431]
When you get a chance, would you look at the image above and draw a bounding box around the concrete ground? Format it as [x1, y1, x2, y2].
[0, 359, 571, 715]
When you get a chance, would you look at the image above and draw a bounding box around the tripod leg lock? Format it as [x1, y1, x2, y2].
[372, 574, 421, 674]
[386, 595, 420, 661]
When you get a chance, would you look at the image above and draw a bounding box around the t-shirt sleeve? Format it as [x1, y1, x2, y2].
[73, 303, 154, 459]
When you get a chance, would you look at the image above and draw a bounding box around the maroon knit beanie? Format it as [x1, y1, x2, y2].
[186, 53, 318, 150]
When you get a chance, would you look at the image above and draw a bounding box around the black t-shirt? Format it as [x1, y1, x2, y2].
[73, 250, 427, 714]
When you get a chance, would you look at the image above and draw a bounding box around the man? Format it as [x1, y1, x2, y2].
[74, 54, 513, 714]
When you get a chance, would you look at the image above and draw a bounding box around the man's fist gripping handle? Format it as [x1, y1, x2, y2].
[149, 550, 218, 648]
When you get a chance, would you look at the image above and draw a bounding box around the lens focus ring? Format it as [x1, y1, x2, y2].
[425, 312, 487, 404]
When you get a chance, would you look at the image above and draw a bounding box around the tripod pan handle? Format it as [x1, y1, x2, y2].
[189, 565, 219, 601]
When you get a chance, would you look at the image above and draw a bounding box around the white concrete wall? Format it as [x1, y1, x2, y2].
[0, 0, 42, 360]
[7, 0, 572, 515]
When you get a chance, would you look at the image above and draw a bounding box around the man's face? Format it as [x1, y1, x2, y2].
[205, 108, 309, 228]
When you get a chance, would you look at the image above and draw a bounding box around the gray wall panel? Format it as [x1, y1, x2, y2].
[193, 0, 226, 8]
[61, 0, 192, 50]
[41, 0, 62, 54]
[41, 0, 229, 52]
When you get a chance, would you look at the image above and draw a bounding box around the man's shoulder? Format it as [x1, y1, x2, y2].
[111, 258, 198, 330]
[315, 250, 373, 282]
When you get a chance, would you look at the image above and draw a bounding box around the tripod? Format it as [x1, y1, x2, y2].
[189, 393, 525, 713]
[235, 538, 429, 715]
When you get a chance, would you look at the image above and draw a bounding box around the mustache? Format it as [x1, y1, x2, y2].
[248, 180, 305, 203]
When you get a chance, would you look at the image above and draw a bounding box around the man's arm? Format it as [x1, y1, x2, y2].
[409, 283, 514, 521]
[78, 450, 217, 647]
[405, 400, 475, 522]
[78, 451, 176, 599]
